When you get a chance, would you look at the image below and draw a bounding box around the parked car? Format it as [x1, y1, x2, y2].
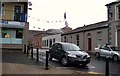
[94, 45, 120, 61]
[49, 42, 91, 66]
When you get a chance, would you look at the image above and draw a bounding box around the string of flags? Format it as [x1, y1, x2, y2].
[28, 12, 68, 30]
[28, 16, 65, 23]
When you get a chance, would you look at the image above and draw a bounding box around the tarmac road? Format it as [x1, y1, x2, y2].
[34, 49, 120, 75]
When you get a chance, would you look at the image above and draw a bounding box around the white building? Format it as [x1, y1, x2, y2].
[42, 34, 61, 48]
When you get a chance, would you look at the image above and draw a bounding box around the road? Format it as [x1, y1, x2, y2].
[32, 49, 120, 75]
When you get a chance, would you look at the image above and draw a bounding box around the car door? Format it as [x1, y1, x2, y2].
[50, 43, 58, 58]
[55, 43, 64, 60]
[101, 46, 111, 57]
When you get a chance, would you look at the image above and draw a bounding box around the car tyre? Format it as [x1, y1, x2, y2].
[95, 52, 100, 58]
[61, 57, 68, 66]
[48, 53, 52, 60]
[113, 55, 119, 61]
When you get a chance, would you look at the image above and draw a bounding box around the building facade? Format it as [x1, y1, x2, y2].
[61, 1, 120, 52]
[61, 21, 108, 52]
[0, 0, 29, 49]
[106, 1, 120, 47]
[42, 34, 61, 48]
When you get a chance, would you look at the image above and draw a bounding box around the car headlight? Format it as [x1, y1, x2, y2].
[68, 54, 76, 58]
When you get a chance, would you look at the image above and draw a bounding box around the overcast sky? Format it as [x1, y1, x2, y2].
[28, 0, 117, 31]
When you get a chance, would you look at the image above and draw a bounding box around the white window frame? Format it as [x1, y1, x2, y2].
[1, 3, 5, 15]
[115, 3, 120, 20]
[13, 4, 23, 20]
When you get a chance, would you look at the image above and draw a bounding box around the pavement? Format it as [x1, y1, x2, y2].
[2, 49, 104, 76]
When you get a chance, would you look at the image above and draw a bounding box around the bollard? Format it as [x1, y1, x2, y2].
[31, 47, 33, 59]
[45, 51, 49, 70]
[36, 48, 39, 63]
[24, 45, 26, 54]
[105, 57, 109, 76]
[27, 45, 29, 56]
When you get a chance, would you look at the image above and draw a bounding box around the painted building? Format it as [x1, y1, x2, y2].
[105, 0, 120, 47]
[61, 21, 108, 52]
[0, 0, 29, 49]
[61, 1, 120, 52]
[42, 34, 61, 48]
[41, 26, 72, 49]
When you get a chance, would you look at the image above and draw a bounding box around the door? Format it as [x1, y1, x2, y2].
[14, 5, 21, 21]
[100, 45, 111, 57]
[88, 38, 92, 51]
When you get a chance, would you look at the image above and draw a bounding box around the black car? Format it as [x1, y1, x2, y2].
[49, 42, 90, 66]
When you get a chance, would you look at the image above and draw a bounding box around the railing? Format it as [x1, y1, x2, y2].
[1, 10, 27, 22]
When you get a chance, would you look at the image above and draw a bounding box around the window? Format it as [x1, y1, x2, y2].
[108, 6, 112, 20]
[47, 40, 48, 46]
[1, 30, 7, 38]
[16, 29, 23, 38]
[97, 32, 102, 46]
[76, 35, 79, 46]
[1, 3, 5, 15]
[53, 38, 55, 43]
[116, 4, 120, 20]
[64, 37, 66, 42]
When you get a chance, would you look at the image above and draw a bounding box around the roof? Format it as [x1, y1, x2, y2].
[105, 1, 120, 6]
[62, 21, 108, 35]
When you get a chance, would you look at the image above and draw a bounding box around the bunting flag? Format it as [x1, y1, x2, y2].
[28, 16, 64, 23]
[65, 20, 69, 27]
[64, 12, 66, 19]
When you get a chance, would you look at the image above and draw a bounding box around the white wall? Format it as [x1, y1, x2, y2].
[42, 34, 61, 48]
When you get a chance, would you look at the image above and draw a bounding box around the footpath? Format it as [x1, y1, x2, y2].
[2, 49, 104, 76]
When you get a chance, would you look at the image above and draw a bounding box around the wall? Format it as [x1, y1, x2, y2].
[2, 2, 24, 20]
[42, 34, 61, 48]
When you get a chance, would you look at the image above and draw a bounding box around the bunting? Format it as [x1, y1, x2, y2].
[28, 16, 64, 23]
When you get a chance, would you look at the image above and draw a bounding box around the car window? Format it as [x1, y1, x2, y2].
[51, 43, 58, 50]
[63, 43, 81, 51]
[99, 45, 104, 49]
[57, 44, 62, 50]
[99, 45, 111, 51]
[104, 46, 111, 51]
[111, 47, 120, 51]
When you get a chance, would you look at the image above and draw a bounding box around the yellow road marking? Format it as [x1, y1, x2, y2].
[88, 72, 101, 74]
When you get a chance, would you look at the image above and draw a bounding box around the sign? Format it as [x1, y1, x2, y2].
[0, 20, 8, 24]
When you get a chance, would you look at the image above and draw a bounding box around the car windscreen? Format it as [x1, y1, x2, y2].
[62, 43, 81, 51]
[111, 47, 120, 51]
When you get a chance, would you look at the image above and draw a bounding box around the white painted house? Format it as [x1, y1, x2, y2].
[42, 34, 61, 48]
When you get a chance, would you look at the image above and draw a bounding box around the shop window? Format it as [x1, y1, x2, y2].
[16, 29, 23, 38]
[2, 30, 7, 38]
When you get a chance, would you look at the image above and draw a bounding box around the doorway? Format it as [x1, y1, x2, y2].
[87, 33, 92, 51]
[88, 38, 92, 51]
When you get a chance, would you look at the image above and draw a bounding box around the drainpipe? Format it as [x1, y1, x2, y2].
[107, 23, 110, 45]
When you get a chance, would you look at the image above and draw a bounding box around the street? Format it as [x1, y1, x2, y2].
[33, 49, 120, 75]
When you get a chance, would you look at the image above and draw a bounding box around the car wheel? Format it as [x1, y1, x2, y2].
[113, 55, 118, 61]
[61, 57, 68, 66]
[95, 52, 100, 58]
[48, 53, 52, 60]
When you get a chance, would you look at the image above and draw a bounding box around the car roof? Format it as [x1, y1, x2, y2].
[54, 42, 74, 45]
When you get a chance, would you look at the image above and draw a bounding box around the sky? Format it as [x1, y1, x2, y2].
[28, 0, 117, 31]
